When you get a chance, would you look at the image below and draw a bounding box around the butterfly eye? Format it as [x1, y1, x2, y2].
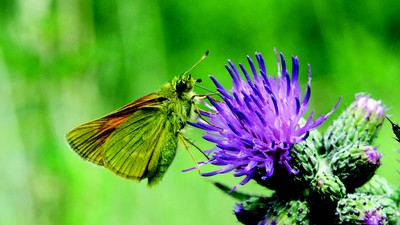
[176, 80, 188, 93]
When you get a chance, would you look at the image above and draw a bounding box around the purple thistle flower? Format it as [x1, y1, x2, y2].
[190, 50, 340, 191]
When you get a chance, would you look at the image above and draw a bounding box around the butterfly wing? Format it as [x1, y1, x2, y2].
[102, 107, 179, 185]
[66, 93, 167, 166]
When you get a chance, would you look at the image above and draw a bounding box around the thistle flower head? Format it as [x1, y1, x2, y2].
[190, 50, 340, 190]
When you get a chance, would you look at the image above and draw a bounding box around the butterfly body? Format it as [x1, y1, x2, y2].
[66, 74, 197, 185]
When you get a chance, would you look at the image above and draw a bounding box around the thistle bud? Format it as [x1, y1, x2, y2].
[234, 197, 271, 225]
[310, 172, 346, 203]
[258, 199, 310, 225]
[336, 193, 398, 225]
[323, 94, 386, 153]
[329, 144, 382, 190]
[356, 175, 394, 197]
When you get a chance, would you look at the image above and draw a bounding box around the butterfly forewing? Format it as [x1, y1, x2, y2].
[66, 93, 167, 167]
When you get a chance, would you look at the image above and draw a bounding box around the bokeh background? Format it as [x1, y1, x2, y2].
[1, 0, 400, 224]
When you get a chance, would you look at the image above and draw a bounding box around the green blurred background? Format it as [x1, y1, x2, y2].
[1, 0, 400, 224]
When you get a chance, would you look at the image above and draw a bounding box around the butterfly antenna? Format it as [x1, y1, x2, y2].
[183, 50, 209, 75]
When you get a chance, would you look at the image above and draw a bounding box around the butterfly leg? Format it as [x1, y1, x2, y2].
[181, 135, 209, 160]
[177, 132, 205, 174]
[191, 94, 223, 130]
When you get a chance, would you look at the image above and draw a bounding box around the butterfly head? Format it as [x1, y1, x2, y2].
[174, 74, 201, 96]
[174, 51, 208, 96]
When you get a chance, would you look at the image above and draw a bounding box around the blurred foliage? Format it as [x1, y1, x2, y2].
[0, 0, 400, 224]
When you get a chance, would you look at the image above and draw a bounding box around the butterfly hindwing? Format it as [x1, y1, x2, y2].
[103, 107, 178, 184]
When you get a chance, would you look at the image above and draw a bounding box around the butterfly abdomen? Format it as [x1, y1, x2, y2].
[146, 128, 179, 186]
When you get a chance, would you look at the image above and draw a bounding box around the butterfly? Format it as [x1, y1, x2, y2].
[66, 51, 208, 186]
